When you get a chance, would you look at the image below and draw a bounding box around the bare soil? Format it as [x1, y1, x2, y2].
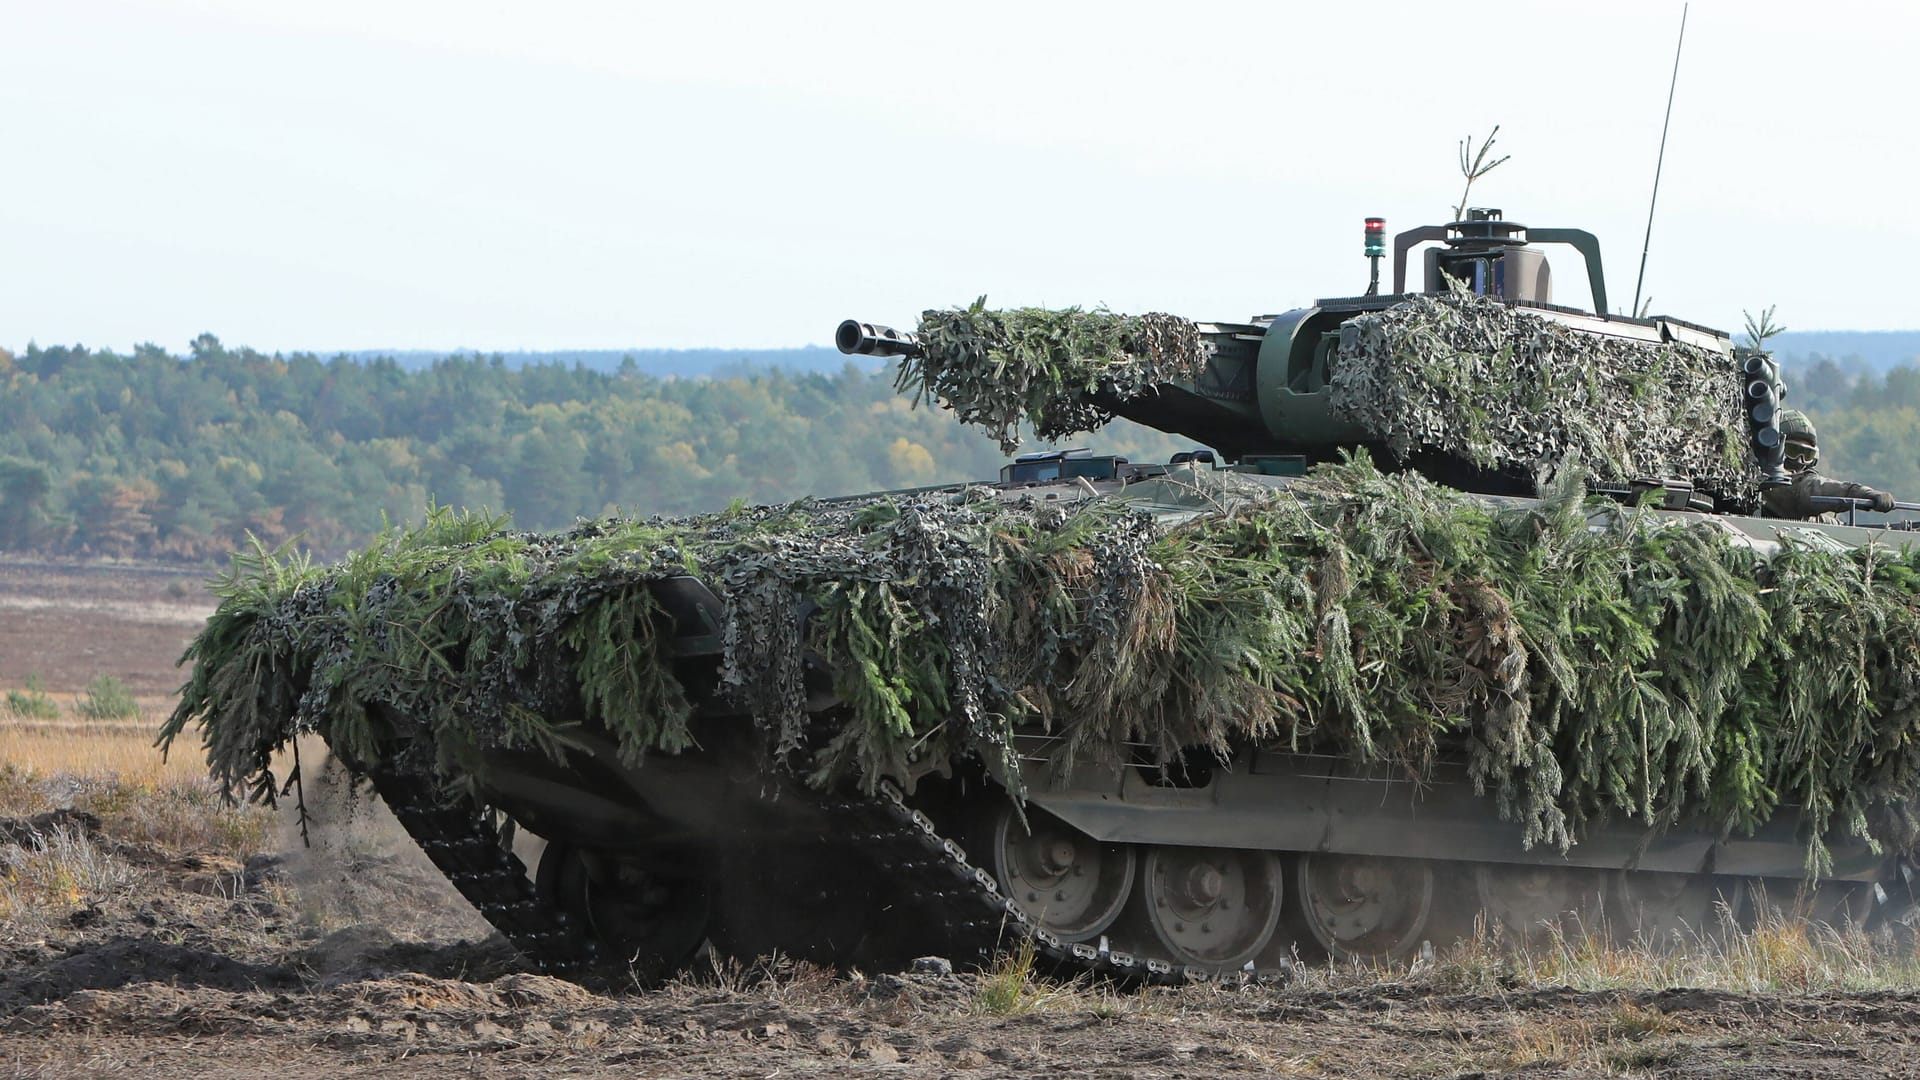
[5, 818, 1920, 1080]
[0, 556, 214, 706]
[5, 558, 1920, 1078]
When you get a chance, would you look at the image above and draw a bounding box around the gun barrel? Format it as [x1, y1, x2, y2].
[836, 319, 922, 358]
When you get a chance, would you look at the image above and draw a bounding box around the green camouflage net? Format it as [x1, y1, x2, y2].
[1331, 291, 1754, 499]
[899, 298, 1209, 453]
[163, 458, 1920, 875]
[899, 294, 1756, 504]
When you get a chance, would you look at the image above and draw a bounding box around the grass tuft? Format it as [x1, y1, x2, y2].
[972, 937, 1049, 1015]
[0, 824, 142, 932]
[76, 674, 142, 721]
[5, 674, 60, 720]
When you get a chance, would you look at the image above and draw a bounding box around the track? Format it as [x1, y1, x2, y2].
[363, 753, 1907, 988]
[363, 757, 1275, 985]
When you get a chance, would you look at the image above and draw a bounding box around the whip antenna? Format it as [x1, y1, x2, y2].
[1631, 3, 1689, 317]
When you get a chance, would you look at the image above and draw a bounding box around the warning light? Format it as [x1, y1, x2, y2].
[1364, 217, 1387, 259]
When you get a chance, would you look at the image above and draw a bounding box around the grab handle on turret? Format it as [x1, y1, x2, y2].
[1805, 496, 1920, 512]
[836, 320, 922, 358]
[1800, 494, 1920, 527]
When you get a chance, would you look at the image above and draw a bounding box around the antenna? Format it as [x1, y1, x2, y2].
[1631, 3, 1689, 318]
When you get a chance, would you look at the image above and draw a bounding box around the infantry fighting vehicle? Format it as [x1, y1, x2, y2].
[357, 211, 1916, 982]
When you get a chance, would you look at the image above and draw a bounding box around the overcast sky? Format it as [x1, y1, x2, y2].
[4, 0, 1915, 353]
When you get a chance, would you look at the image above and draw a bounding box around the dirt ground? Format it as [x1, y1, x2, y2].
[7, 802, 1920, 1080]
[7, 558, 1920, 1079]
[0, 556, 214, 707]
[5, 812, 1920, 1080]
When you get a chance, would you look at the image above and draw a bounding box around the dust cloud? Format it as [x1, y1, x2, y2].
[273, 739, 494, 948]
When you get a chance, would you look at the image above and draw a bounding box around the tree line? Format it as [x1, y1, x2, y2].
[0, 335, 1909, 563]
[0, 335, 1181, 561]
[1780, 355, 1920, 501]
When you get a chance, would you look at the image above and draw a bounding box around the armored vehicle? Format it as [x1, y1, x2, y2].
[172, 210, 1920, 983]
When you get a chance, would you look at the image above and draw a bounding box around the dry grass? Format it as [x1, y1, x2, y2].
[0, 763, 271, 862]
[1419, 906, 1920, 995]
[0, 821, 143, 932]
[970, 936, 1038, 1014]
[1247, 902, 1920, 1002]
[670, 952, 849, 1004]
[0, 716, 205, 784]
[0, 761, 274, 943]
[1494, 1000, 1690, 1075]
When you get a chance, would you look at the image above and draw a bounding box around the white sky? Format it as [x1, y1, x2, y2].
[3, 0, 1915, 353]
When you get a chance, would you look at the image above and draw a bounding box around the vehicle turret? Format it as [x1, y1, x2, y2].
[842, 208, 1788, 510]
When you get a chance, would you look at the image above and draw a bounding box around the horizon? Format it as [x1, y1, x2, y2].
[8, 328, 1918, 375]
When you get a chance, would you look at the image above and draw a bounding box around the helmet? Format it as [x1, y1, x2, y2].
[1779, 409, 1819, 471]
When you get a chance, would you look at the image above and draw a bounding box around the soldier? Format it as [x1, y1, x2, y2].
[1762, 409, 1896, 520]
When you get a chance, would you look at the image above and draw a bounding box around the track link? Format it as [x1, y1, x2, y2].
[365, 766, 595, 975]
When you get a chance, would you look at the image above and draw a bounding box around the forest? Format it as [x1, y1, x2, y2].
[0, 334, 1182, 561]
[0, 334, 1910, 563]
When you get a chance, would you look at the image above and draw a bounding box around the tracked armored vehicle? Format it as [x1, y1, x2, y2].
[171, 210, 1920, 983]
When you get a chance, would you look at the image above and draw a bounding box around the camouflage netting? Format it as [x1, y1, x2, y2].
[901, 293, 1755, 503]
[1330, 291, 1754, 500]
[163, 457, 1920, 874]
[899, 298, 1210, 453]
